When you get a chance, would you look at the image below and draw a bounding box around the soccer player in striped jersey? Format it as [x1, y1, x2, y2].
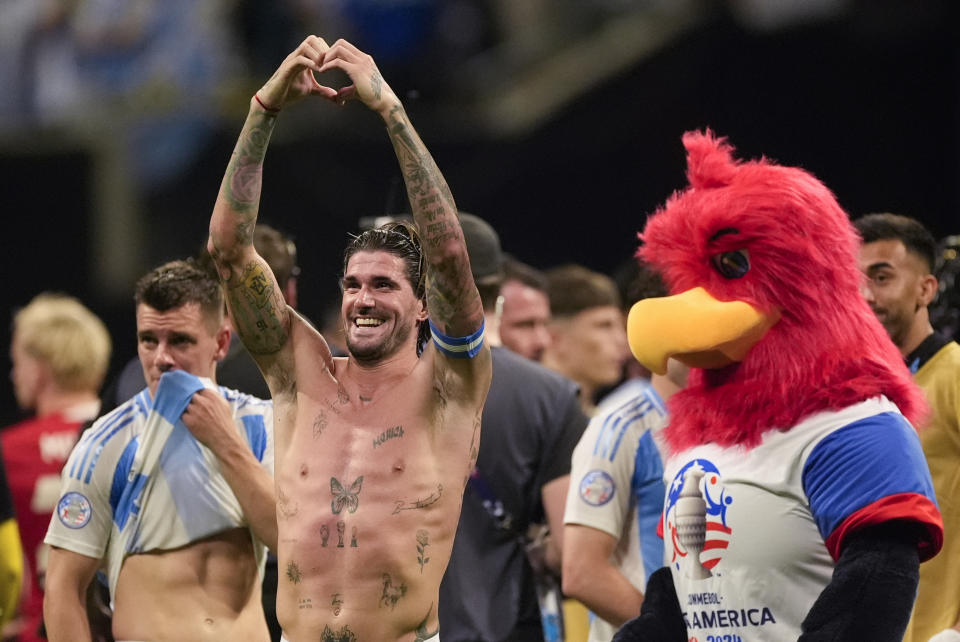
[44, 260, 277, 642]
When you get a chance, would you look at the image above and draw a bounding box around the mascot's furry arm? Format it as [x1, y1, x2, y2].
[615, 523, 921, 642]
[799, 522, 920, 640]
[612, 567, 684, 642]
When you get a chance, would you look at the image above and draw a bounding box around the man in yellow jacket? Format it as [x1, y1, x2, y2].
[856, 212, 960, 642]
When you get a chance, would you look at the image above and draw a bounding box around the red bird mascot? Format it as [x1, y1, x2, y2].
[614, 131, 943, 642]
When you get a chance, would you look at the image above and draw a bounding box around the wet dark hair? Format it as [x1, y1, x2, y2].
[342, 221, 429, 353]
[854, 213, 937, 273]
[134, 259, 223, 326]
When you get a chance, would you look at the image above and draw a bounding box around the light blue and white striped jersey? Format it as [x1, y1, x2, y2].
[45, 370, 273, 600]
[564, 378, 667, 642]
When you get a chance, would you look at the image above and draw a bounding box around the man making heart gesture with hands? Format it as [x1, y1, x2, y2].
[208, 36, 492, 642]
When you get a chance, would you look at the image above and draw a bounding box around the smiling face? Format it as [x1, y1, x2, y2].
[341, 250, 427, 364]
[136, 302, 229, 396]
[858, 238, 936, 353]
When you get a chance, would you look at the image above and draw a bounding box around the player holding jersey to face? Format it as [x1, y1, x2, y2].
[44, 260, 277, 642]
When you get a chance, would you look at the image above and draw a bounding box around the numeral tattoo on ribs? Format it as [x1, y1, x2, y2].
[331, 593, 344, 616]
[313, 410, 328, 439]
[416, 530, 430, 573]
[298, 598, 312, 610]
[393, 483, 443, 515]
[372, 425, 403, 448]
[286, 561, 303, 584]
[331, 476, 363, 514]
[414, 603, 439, 642]
[379, 573, 407, 610]
[321, 624, 357, 642]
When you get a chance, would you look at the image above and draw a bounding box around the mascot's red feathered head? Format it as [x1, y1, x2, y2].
[628, 130, 925, 453]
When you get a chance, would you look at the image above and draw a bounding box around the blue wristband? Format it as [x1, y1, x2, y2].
[429, 319, 485, 359]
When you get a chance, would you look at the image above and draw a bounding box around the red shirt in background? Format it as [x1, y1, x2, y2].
[1, 409, 92, 642]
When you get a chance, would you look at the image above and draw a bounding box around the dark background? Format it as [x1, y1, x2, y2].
[2, 2, 958, 425]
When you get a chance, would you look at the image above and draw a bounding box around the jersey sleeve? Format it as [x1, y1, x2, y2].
[44, 410, 132, 560]
[802, 410, 943, 562]
[564, 390, 666, 539]
[237, 397, 274, 477]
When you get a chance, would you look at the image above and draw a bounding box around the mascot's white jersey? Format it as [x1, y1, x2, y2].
[45, 370, 274, 599]
[662, 396, 940, 642]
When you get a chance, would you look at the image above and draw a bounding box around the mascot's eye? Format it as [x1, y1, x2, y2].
[711, 250, 750, 279]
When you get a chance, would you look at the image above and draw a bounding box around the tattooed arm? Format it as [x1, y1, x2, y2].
[208, 36, 338, 388]
[318, 39, 486, 340]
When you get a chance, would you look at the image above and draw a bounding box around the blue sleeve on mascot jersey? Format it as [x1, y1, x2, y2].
[802, 410, 942, 561]
[428, 319, 485, 359]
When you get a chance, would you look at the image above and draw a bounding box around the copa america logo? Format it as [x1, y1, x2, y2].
[665, 459, 733, 578]
[579, 470, 616, 506]
[57, 491, 92, 529]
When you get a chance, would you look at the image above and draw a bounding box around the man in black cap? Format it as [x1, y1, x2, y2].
[439, 213, 589, 641]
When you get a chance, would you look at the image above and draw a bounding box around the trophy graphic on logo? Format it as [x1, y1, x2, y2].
[675, 467, 712, 579]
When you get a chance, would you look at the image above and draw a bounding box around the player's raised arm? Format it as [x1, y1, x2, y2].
[208, 37, 338, 369]
[319, 39, 485, 340]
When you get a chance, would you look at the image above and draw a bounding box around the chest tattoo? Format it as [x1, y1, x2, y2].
[313, 410, 328, 439]
[321, 624, 356, 642]
[373, 425, 404, 449]
[330, 476, 363, 514]
[392, 483, 443, 515]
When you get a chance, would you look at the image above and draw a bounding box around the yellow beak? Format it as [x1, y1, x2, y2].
[627, 286, 780, 375]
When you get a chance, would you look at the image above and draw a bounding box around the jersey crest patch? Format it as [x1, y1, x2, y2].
[579, 470, 616, 506]
[57, 491, 92, 529]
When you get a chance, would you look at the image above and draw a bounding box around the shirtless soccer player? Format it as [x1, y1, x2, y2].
[207, 37, 492, 641]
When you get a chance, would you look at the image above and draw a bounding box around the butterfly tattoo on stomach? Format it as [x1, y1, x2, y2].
[330, 476, 364, 514]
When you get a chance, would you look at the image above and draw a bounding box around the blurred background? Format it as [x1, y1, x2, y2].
[1, 0, 958, 424]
